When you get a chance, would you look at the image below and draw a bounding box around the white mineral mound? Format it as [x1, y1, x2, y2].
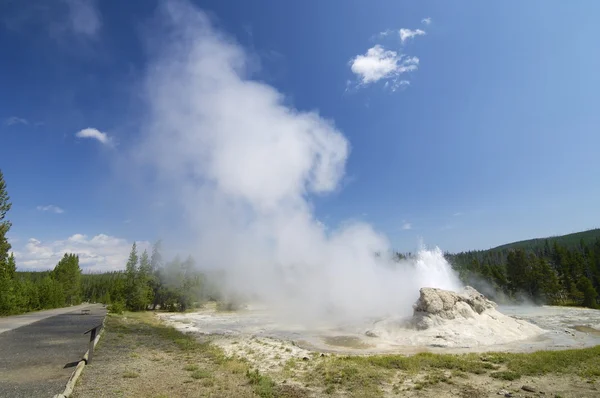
[368, 287, 545, 348]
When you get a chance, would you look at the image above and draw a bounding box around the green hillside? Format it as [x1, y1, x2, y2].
[492, 228, 600, 252]
[447, 227, 600, 308]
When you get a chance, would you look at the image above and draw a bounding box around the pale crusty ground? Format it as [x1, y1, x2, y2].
[74, 310, 600, 398]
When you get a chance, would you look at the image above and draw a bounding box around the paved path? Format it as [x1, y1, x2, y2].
[0, 304, 107, 398]
[0, 304, 97, 334]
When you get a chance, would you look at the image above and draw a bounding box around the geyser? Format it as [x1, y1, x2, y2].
[368, 287, 545, 348]
[136, 0, 462, 322]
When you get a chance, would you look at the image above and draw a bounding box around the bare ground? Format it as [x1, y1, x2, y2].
[73, 311, 600, 398]
[73, 313, 270, 398]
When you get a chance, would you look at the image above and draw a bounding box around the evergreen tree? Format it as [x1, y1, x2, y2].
[0, 170, 11, 269]
[577, 276, 598, 308]
[537, 257, 562, 304]
[506, 249, 529, 295]
[52, 254, 82, 305]
[0, 171, 16, 315]
[125, 242, 139, 310]
[38, 276, 65, 309]
[132, 249, 152, 310]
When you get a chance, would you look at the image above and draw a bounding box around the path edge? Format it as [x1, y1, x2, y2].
[52, 315, 107, 398]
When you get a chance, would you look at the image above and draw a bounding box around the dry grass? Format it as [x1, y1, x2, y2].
[72, 312, 309, 398]
[73, 310, 600, 398]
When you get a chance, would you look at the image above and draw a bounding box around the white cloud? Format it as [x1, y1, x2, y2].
[64, 0, 101, 37]
[377, 29, 393, 38]
[384, 79, 410, 92]
[350, 45, 419, 86]
[36, 205, 65, 214]
[13, 234, 150, 272]
[453, 212, 463, 217]
[422, 17, 432, 25]
[399, 28, 426, 43]
[5, 116, 28, 126]
[75, 127, 112, 146]
[402, 222, 412, 230]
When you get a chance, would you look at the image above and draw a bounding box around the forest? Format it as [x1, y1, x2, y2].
[447, 230, 600, 308]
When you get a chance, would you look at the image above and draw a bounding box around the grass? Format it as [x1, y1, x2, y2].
[190, 369, 211, 379]
[87, 311, 297, 398]
[481, 346, 600, 378]
[304, 347, 600, 395]
[122, 371, 139, 378]
[75, 310, 600, 398]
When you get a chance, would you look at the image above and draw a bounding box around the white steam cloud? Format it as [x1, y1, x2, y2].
[136, 0, 460, 322]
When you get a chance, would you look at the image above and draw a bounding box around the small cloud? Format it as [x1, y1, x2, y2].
[124, 219, 132, 224]
[421, 17, 432, 25]
[36, 205, 65, 214]
[402, 222, 412, 230]
[399, 28, 426, 43]
[377, 29, 394, 38]
[383, 79, 410, 92]
[75, 127, 112, 146]
[5, 116, 28, 126]
[64, 0, 101, 38]
[349, 45, 419, 87]
[453, 212, 463, 217]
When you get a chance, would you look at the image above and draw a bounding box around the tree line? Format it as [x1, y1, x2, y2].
[447, 237, 600, 308]
[82, 241, 206, 313]
[0, 169, 207, 316]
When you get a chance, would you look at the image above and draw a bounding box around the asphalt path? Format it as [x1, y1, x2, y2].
[0, 304, 107, 398]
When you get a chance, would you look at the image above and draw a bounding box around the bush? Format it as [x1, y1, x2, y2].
[108, 300, 125, 314]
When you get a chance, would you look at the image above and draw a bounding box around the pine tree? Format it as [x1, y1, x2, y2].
[0, 170, 11, 268]
[506, 249, 529, 296]
[6, 253, 16, 279]
[125, 242, 139, 310]
[577, 276, 598, 309]
[52, 254, 82, 305]
[133, 249, 153, 310]
[0, 170, 16, 315]
[538, 257, 562, 304]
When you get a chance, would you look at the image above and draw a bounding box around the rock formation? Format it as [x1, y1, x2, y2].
[412, 286, 497, 330]
[366, 286, 545, 348]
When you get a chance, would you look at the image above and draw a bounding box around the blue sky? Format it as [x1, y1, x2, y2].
[1, 0, 599, 271]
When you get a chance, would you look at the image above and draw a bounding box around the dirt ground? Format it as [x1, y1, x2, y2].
[72, 313, 259, 398]
[73, 312, 600, 398]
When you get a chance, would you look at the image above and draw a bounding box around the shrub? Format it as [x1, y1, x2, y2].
[108, 300, 125, 314]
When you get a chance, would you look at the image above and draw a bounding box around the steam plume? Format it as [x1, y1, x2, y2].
[137, 0, 461, 322]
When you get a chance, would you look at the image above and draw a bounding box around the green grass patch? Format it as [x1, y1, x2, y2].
[482, 346, 600, 378]
[122, 371, 139, 378]
[183, 364, 199, 371]
[305, 346, 600, 395]
[246, 368, 276, 398]
[190, 369, 211, 379]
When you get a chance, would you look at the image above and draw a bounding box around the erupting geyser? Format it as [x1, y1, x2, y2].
[367, 286, 545, 348]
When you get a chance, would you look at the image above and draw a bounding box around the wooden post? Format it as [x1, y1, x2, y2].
[84, 323, 102, 364]
[88, 327, 97, 364]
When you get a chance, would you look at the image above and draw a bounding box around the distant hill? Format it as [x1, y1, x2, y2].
[491, 228, 600, 252]
[445, 228, 600, 307]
